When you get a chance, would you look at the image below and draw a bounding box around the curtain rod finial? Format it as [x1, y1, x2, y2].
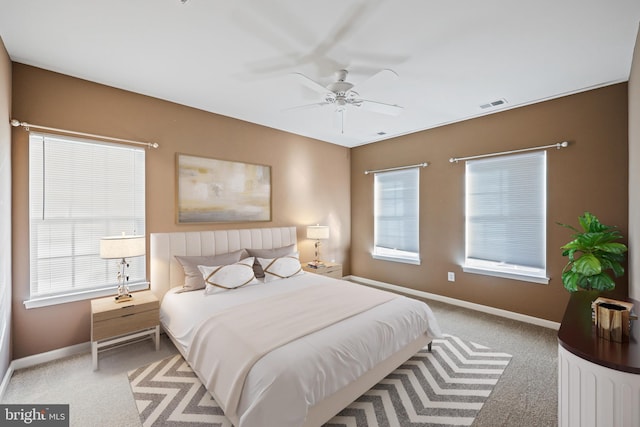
[560, 141, 569, 148]
[449, 158, 458, 163]
[10, 119, 20, 127]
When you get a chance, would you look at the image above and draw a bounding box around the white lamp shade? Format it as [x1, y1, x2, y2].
[100, 235, 146, 259]
[307, 225, 329, 240]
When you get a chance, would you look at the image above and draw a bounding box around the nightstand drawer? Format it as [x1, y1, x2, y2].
[91, 291, 160, 341]
[320, 265, 342, 278]
[93, 301, 158, 322]
[92, 307, 159, 341]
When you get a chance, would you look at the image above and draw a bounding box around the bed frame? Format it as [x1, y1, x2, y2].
[150, 226, 430, 427]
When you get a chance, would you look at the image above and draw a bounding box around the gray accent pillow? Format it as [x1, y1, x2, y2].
[175, 249, 249, 292]
[246, 244, 296, 278]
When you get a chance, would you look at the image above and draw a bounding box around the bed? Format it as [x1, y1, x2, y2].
[150, 226, 441, 427]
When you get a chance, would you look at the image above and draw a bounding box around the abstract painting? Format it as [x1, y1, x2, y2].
[176, 154, 271, 223]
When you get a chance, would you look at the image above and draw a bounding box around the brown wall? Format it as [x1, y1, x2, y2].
[0, 38, 12, 380]
[629, 25, 640, 301]
[11, 63, 351, 358]
[8, 61, 633, 357]
[351, 84, 629, 323]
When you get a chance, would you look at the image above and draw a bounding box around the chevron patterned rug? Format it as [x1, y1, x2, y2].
[128, 334, 511, 427]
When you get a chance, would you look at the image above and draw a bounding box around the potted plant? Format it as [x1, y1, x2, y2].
[558, 212, 627, 293]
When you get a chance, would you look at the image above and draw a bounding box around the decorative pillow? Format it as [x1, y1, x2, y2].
[257, 254, 303, 283]
[246, 244, 296, 278]
[197, 257, 258, 294]
[175, 249, 248, 292]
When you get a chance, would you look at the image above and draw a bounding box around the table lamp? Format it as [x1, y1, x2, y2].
[306, 225, 330, 266]
[100, 233, 145, 302]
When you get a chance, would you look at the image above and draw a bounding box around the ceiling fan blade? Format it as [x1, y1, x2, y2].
[282, 102, 331, 112]
[352, 68, 399, 91]
[357, 99, 404, 116]
[291, 72, 330, 95]
[334, 109, 346, 134]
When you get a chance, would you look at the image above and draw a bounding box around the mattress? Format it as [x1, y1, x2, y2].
[160, 272, 441, 427]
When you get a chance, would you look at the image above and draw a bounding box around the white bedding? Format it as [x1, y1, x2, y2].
[160, 272, 441, 427]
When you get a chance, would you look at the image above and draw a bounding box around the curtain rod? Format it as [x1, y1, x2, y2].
[449, 141, 568, 163]
[9, 119, 159, 149]
[364, 162, 428, 175]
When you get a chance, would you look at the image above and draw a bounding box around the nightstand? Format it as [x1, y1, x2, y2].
[91, 290, 160, 370]
[302, 262, 343, 279]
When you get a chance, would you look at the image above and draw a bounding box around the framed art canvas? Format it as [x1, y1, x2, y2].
[176, 153, 271, 223]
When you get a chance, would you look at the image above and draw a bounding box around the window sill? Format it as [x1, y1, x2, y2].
[462, 265, 549, 285]
[372, 253, 421, 265]
[24, 282, 150, 309]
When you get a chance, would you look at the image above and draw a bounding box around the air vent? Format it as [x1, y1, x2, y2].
[480, 98, 508, 110]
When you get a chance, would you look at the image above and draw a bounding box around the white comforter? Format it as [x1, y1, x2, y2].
[160, 273, 441, 427]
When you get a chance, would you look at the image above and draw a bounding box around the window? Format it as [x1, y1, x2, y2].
[373, 167, 420, 264]
[27, 133, 146, 308]
[464, 151, 548, 283]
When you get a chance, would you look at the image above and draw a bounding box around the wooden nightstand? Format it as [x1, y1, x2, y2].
[91, 290, 160, 370]
[302, 262, 343, 279]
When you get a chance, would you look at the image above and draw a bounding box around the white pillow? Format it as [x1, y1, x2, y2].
[198, 257, 258, 294]
[257, 254, 303, 282]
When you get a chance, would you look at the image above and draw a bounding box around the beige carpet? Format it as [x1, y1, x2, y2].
[1, 335, 178, 427]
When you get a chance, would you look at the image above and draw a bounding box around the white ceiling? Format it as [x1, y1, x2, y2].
[1, 1, 639, 148]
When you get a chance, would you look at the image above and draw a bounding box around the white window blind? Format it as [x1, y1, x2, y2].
[29, 133, 146, 302]
[373, 167, 420, 264]
[464, 151, 547, 282]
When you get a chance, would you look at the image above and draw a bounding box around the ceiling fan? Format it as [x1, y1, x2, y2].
[284, 69, 403, 134]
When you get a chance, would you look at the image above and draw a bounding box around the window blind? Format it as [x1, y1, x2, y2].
[29, 133, 146, 299]
[465, 151, 546, 277]
[373, 167, 420, 264]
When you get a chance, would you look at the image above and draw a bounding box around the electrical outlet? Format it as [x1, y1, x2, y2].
[447, 272, 455, 282]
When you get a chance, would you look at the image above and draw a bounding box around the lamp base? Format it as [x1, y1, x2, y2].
[114, 293, 133, 303]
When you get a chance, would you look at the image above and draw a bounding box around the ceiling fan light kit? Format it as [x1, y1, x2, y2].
[286, 69, 403, 134]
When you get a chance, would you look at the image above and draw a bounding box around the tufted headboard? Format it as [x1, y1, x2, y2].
[150, 226, 298, 301]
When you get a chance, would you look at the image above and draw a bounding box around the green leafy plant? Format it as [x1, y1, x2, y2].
[559, 212, 627, 292]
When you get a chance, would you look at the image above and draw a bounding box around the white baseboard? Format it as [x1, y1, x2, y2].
[0, 342, 90, 401]
[11, 342, 91, 371]
[0, 363, 14, 401]
[348, 275, 561, 330]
